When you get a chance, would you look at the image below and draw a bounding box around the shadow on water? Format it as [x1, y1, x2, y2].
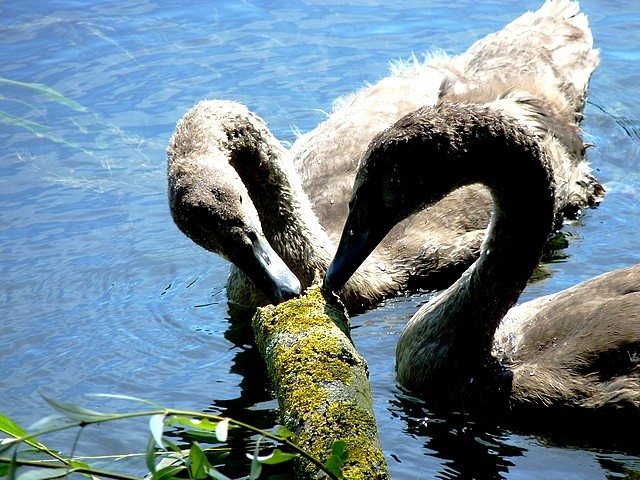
[392, 393, 522, 480]
[202, 303, 294, 478]
[392, 389, 640, 480]
[213, 303, 273, 418]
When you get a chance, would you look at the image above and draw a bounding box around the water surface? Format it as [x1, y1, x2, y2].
[2, 1, 640, 478]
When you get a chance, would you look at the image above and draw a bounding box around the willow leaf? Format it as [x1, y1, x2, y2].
[0, 77, 88, 112]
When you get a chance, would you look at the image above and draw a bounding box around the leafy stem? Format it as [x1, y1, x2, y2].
[0, 394, 345, 480]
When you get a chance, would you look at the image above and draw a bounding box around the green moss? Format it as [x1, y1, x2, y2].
[292, 399, 387, 479]
[255, 286, 350, 338]
[252, 285, 389, 479]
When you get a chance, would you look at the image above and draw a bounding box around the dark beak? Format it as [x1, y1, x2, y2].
[323, 223, 379, 292]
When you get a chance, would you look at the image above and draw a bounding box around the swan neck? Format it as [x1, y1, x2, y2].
[396, 103, 556, 388]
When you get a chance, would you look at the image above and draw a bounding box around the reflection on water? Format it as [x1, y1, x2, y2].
[390, 394, 521, 479]
[2, 0, 640, 478]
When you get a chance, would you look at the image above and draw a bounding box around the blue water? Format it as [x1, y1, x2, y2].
[2, 0, 640, 478]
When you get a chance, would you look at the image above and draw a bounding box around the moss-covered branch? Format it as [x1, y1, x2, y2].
[252, 285, 389, 479]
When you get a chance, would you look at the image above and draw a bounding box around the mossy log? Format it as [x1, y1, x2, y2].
[252, 285, 389, 479]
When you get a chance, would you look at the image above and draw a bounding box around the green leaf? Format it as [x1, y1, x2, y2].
[188, 442, 213, 480]
[252, 449, 298, 465]
[6, 445, 18, 480]
[323, 456, 343, 479]
[161, 438, 182, 454]
[0, 441, 15, 455]
[183, 444, 233, 480]
[181, 430, 220, 443]
[149, 414, 166, 449]
[153, 464, 185, 480]
[146, 435, 158, 474]
[206, 467, 232, 480]
[0, 77, 89, 112]
[168, 417, 235, 444]
[323, 440, 348, 479]
[67, 459, 90, 471]
[248, 437, 262, 480]
[16, 468, 68, 480]
[0, 416, 68, 465]
[0, 414, 48, 452]
[151, 449, 190, 480]
[331, 440, 348, 460]
[27, 415, 67, 432]
[272, 425, 295, 440]
[167, 416, 221, 432]
[88, 393, 164, 409]
[41, 396, 115, 423]
[203, 472, 221, 480]
[0, 415, 28, 439]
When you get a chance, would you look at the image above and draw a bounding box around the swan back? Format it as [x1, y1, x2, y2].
[450, 0, 598, 110]
[299, 0, 600, 289]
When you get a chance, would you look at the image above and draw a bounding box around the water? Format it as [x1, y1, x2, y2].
[2, 0, 640, 478]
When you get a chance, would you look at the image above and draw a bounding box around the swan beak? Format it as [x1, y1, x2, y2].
[249, 234, 302, 304]
[324, 187, 394, 292]
[324, 226, 377, 292]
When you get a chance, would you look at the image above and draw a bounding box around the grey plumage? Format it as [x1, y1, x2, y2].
[168, 0, 602, 311]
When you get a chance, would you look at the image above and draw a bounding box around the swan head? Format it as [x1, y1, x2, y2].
[324, 101, 556, 295]
[323, 159, 427, 292]
[168, 148, 301, 305]
[323, 184, 399, 292]
[324, 105, 475, 292]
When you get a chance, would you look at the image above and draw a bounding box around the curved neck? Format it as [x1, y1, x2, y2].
[229, 111, 399, 306]
[395, 103, 556, 391]
[225, 114, 332, 276]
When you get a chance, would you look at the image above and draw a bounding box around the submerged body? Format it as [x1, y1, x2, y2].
[168, 0, 602, 310]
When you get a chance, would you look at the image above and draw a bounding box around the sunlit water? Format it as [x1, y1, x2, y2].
[2, 1, 640, 478]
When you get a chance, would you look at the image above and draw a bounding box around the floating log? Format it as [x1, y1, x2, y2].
[252, 285, 389, 479]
